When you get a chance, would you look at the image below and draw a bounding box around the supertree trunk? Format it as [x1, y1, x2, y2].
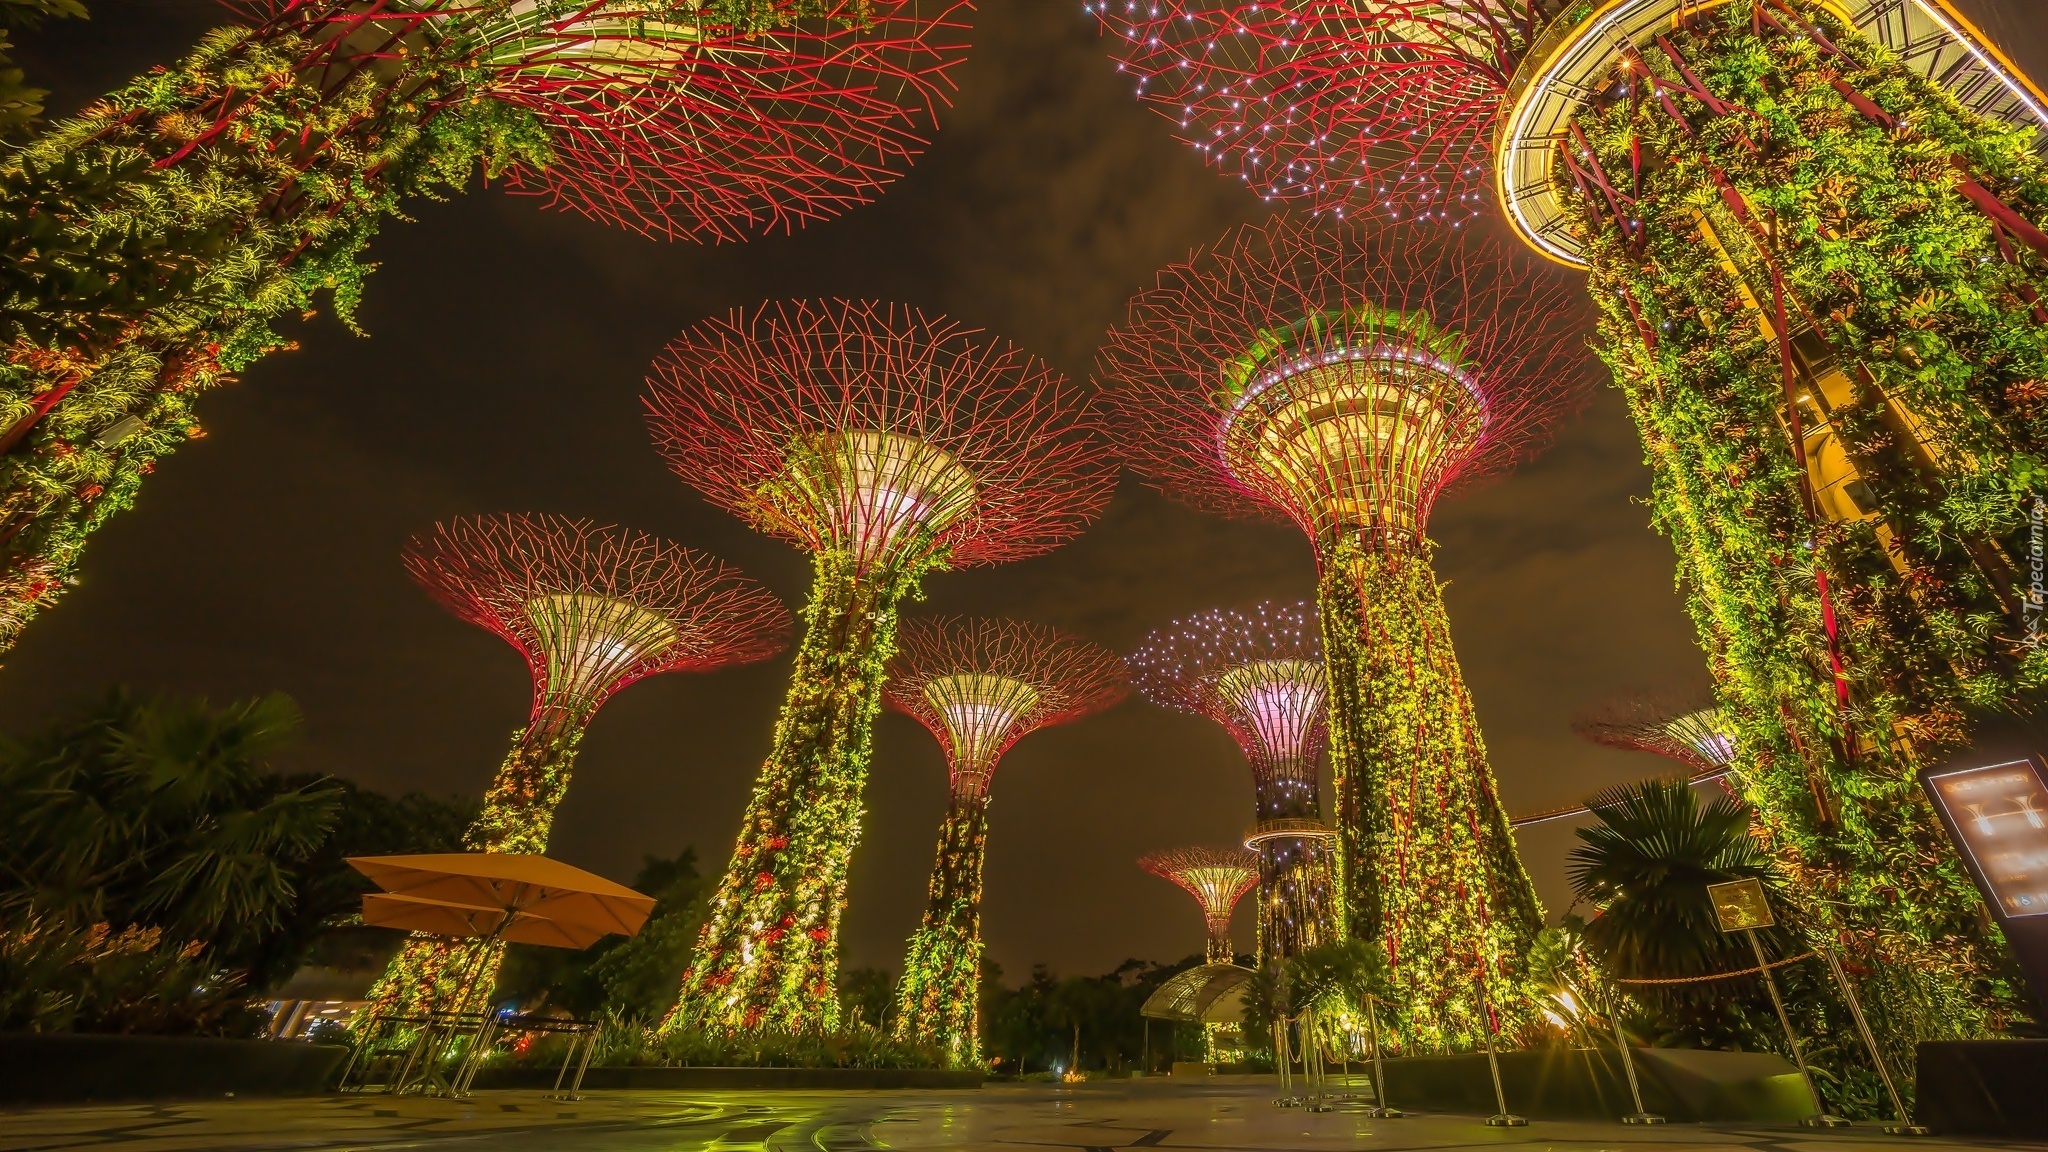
[1318, 538, 1543, 1052]
[1250, 834, 1337, 969]
[1559, 0, 2045, 1054]
[1204, 928, 1233, 966]
[0, 21, 535, 655]
[364, 706, 588, 1018]
[1249, 763, 1336, 966]
[669, 550, 926, 1033]
[892, 788, 989, 1066]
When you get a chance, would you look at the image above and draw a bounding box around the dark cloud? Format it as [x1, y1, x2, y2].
[9, 0, 2040, 978]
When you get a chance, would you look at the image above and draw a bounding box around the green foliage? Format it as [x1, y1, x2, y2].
[241, 778, 474, 991]
[693, 0, 874, 35]
[0, 915, 263, 1035]
[839, 966, 894, 1030]
[1284, 936, 1386, 1017]
[0, 688, 471, 1033]
[1559, 0, 2042, 1049]
[1569, 779, 1788, 980]
[0, 13, 543, 655]
[981, 958, 1200, 1075]
[1317, 540, 1544, 1051]
[0, 0, 86, 138]
[674, 548, 934, 1033]
[575, 1015, 941, 1069]
[0, 689, 334, 959]
[1566, 779, 1892, 1115]
[892, 789, 990, 1065]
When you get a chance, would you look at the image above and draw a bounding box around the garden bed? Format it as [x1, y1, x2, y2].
[0, 1033, 348, 1103]
[1376, 1047, 1810, 1122]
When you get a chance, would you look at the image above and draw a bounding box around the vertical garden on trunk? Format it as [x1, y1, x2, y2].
[645, 301, 1112, 1033]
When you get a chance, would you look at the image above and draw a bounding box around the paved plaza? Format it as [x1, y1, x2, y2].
[2, 1079, 2033, 1152]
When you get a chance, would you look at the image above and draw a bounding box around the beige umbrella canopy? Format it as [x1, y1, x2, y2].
[350, 854, 655, 950]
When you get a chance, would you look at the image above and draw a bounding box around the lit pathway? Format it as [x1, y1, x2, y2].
[0, 1078, 2028, 1152]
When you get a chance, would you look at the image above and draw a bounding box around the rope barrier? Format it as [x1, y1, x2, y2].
[1612, 951, 1815, 985]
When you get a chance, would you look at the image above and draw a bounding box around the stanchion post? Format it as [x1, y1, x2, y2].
[1364, 994, 1403, 1118]
[1303, 1009, 1331, 1112]
[1603, 984, 1664, 1124]
[1819, 943, 1928, 1135]
[1478, 972, 1527, 1128]
[1746, 927, 1849, 1127]
[1273, 1017, 1296, 1106]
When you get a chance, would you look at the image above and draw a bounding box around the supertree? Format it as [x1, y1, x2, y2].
[1576, 690, 1740, 789]
[1098, 213, 1584, 1050]
[362, 512, 790, 1018]
[1141, 846, 1258, 965]
[1510, 692, 1742, 830]
[0, 0, 972, 658]
[885, 616, 1127, 1066]
[1127, 600, 1336, 971]
[644, 298, 1112, 1033]
[1095, 0, 2048, 1043]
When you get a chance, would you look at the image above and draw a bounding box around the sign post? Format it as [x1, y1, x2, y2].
[1706, 878, 1848, 1128]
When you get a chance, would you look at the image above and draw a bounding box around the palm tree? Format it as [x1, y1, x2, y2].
[1568, 776, 1791, 981]
[0, 690, 338, 957]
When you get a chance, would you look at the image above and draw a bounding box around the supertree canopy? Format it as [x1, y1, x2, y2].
[1099, 213, 1584, 1050]
[0, 0, 971, 659]
[1511, 692, 1741, 830]
[1141, 846, 1259, 964]
[1575, 691, 1740, 788]
[1127, 600, 1337, 969]
[1098, 0, 2048, 1048]
[363, 512, 790, 1019]
[886, 616, 1127, 1066]
[645, 299, 1112, 1033]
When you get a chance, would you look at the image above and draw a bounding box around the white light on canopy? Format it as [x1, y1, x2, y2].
[769, 429, 980, 567]
[525, 592, 680, 702]
[1665, 706, 1738, 770]
[1214, 658, 1326, 772]
[1221, 345, 1484, 540]
[923, 671, 1042, 794]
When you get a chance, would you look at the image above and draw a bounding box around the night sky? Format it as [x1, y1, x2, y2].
[12, 1, 2045, 982]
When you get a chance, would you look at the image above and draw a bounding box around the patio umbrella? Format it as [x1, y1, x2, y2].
[361, 893, 620, 950]
[349, 853, 656, 948]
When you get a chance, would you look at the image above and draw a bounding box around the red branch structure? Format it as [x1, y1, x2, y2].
[1128, 600, 1334, 967]
[1141, 846, 1259, 964]
[1574, 691, 1740, 781]
[644, 299, 1111, 1033]
[1091, 0, 1554, 221]
[261, 0, 976, 240]
[368, 512, 788, 1018]
[889, 616, 1128, 797]
[407, 512, 793, 725]
[648, 299, 1114, 573]
[887, 616, 1126, 1063]
[1510, 691, 1741, 830]
[1098, 214, 1585, 545]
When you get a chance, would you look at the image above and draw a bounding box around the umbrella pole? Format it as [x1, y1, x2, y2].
[454, 919, 516, 1097]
